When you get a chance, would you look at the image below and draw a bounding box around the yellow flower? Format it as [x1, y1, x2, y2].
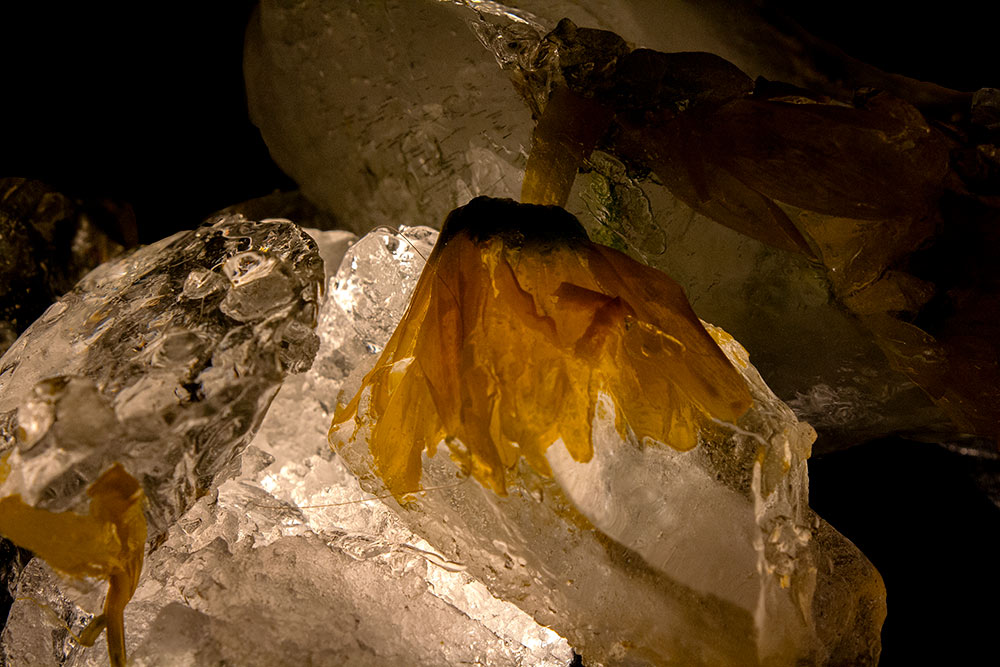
[331, 197, 751, 497]
[0, 463, 145, 667]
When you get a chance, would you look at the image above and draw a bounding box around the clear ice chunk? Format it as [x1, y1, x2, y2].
[244, 0, 952, 446]
[331, 225, 438, 355]
[243, 0, 877, 235]
[0, 214, 324, 536]
[2, 226, 573, 666]
[325, 226, 886, 665]
[245, 0, 535, 235]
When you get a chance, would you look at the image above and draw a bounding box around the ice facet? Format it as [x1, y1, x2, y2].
[1, 558, 98, 666]
[0, 214, 323, 535]
[245, 0, 534, 235]
[332, 198, 755, 497]
[331, 225, 438, 355]
[0, 215, 324, 664]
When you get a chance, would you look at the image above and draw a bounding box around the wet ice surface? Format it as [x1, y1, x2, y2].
[1, 221, 884, 665]
[1, 226, 572, 667]
[245, 1, 533, 236]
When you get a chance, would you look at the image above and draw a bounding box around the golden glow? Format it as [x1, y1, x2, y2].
[331, 199, 751, 498]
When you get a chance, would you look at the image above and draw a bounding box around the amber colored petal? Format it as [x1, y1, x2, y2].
[0, 497, 120, 578]
[333, 259, 447, 496]
[369, 364, 447, 496]
[0, 463, 146, 667]
[587, 243, 753, 423]
[331, 199, 752, 498]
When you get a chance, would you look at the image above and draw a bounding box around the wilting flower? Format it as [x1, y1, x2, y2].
[0, 462, 145, 667]
[331, 197, 751, 497]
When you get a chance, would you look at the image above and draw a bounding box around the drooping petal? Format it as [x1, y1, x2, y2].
[331, 198, 752, 497]
[0, 463, 145, 667]
[521, 86, 614, 207]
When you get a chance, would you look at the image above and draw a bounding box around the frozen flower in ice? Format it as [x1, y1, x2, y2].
[331, 197, 751, 497]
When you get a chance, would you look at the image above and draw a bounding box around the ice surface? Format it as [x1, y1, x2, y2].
[330, 225, 438, 355]
[0, 215, 324, 665]
[244, 0, 952, 447]
[243, 0, 821, 235]
[245, 0, 533, 235]
[2, 221, 884, 665]
[2, 226, 572, 666]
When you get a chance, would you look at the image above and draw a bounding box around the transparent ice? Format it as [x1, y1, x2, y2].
[0, 215, 324, 536]
[324, 228, 886, 665]
[1, 225, 573, 667]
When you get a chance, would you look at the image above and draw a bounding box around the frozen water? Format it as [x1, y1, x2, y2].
[245, 0, 534, 235]
[2, 222, 883, 665]
[326, 227, 886, 665]
[0, 215, 324, 665]
[0, 215, 323, 536]
[2, 226, 572, 666]
[331, 225, 438, 355]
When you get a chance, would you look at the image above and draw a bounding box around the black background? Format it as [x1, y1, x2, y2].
[1, 2, 998, 665]
[0, 1, 292, 243]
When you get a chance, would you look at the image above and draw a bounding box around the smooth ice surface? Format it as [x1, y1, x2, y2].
[245, 0, 949, 447]
[244, 0, 816, 235]
[245, 0, 533, 235]
[2, 223, 884, 665]
[2, 226, 572, 667]
[0, 215, 325, 665]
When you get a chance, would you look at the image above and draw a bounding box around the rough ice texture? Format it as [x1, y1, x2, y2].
[327, 228, 885, 665]
[1, 227, 572, 667]
[0, 214, 324, 537]
[244, 0, 950, 447]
